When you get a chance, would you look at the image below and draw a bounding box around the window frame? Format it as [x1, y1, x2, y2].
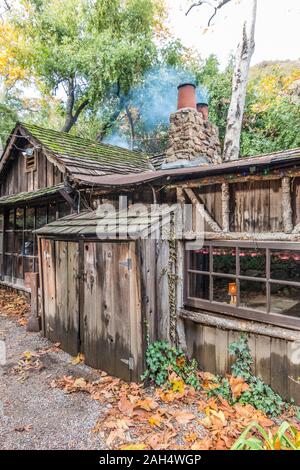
[184, 240, 300, 330]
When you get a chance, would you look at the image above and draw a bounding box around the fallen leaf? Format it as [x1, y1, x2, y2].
[71, 353, 85, 365]
[118, 394, 134, 416]
[174, 411, 195, 425]
[229, 376, 250, 399]
[149, 413, 163, 428]
[120, 443, 147, 450]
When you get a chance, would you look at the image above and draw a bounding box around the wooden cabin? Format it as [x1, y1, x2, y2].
[0, 122, 152, 290]
[2, 83, 300, 403]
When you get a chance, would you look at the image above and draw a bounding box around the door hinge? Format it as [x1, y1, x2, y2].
[121, 357, 134, 370]
[119, 258, 132, 270]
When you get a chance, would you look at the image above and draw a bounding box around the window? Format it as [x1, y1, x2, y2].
[1, 202, 71, 286]
[24, 148, 37, 172]
[185, 241, 300, 329]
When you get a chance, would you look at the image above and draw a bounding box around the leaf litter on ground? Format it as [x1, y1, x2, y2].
[49, 369, 300, 450]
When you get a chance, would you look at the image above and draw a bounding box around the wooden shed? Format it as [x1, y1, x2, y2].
[35, 207, 175, 381]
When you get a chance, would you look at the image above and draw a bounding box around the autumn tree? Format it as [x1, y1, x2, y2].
[4, 0, 166, 134]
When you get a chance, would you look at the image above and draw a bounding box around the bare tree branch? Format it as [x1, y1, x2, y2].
[186, 0, 232, 26]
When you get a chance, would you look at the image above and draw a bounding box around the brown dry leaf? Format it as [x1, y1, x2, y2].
[14, 424, 32, 432]
[229, 376, 250, 399]
[209, 409, 227, 427]
[118, 394, 134, 416]
[257, 415, 274, 428]
[106, 428, 126, 447]
[184, 432, 198, 443]
[174, 411, 195, 425]
[134, 397, 158, 412]
[191, 437, 212, 450]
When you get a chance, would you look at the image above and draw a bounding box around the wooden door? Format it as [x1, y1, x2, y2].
[40, 239, 80, 356]
[82, 241, 142, 381]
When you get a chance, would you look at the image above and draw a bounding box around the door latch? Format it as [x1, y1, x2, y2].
[119, 258, 132, 270]
[121, 357, 134, 370]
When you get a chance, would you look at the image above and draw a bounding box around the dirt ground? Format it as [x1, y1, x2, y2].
[0, 315, 106, 450]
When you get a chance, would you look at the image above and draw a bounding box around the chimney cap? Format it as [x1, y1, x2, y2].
[197, 102, 208, 107]
[177, 82, 196, 90]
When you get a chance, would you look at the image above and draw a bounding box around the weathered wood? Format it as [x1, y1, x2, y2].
[156, 239, 170, 342]
[184, 187, 222, 232]
[202, 231, 300, 241]
[179, 308, 300, 341]
[41, 239, 57, 341]
[282, 176, 293, 233]
[26, 272, 41, 332]
[221, 183, 230, 232]
[255, 334, 271, 384]
[270, 338, 288, 399]
[287, 341, 300, 404]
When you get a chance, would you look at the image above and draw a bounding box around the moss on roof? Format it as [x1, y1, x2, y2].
[21, 122, 152, 173]
[0, 184, 64, 206]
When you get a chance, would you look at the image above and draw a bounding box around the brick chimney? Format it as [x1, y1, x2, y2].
[165, 83, 222, 164]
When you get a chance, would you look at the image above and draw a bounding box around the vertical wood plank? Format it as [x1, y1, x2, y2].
[270, 337, 288, 400]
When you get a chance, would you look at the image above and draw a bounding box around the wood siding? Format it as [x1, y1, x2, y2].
[184, 318, 300, 403]
[0, 149, 64, 197]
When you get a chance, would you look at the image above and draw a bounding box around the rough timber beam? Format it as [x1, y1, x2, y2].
[183, 187, 222, 233]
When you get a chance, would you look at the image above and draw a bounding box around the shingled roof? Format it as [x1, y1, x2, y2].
[0, 122, 154, 180]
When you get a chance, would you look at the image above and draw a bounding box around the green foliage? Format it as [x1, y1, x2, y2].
[232, 421, 300, 450]
[209, 335, 289, 418]
[142, 341, 200, 389]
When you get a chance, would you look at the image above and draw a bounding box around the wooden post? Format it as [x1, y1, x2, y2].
[282, 177, 293, 233]
[175, 187, 188, 352]
[221, 182, 230, 232]
[26, 272, 41, 332]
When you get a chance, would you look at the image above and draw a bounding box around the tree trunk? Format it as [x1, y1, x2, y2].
[61, 78, 89, 133]
[223, 0, 257, 161]
[125, 105, 135, 150]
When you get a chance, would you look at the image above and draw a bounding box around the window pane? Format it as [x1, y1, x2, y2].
[240, 280, 266, 312]
[13, 255, 23, 280]
[7, 209, 14, 229]
[188, 273, 209, 300]
[213, 247, 236, 274]
[270, 250, 300, 283]
[189, 248, 209, 272]
[24, 232, 34, 256]
[36, 206, 47, 228]
[14, 232, 23, 254]
[4, 255, 12, 277]
[4, 232, 13, 253]
[25, 207, 35, 230]
[213, 277, 236, 304]
[270, 284, 300, 317]
[24, 257, 34, 274]
[0, 210, 3, 231]
[48, 203, 57, 223]
[15, 208, 24, 229]
[58, 201, 70, 219]
[240, 249, 266, 278]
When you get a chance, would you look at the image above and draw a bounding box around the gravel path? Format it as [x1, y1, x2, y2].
[0, 315, 106, 450]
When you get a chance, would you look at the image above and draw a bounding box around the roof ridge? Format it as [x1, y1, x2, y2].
[19, 122, 151, 158]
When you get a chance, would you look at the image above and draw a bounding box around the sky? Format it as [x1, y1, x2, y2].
[166, 0, 300, 68]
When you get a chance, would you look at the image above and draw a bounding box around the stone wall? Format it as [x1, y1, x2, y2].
[165, 108, 222, 164]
